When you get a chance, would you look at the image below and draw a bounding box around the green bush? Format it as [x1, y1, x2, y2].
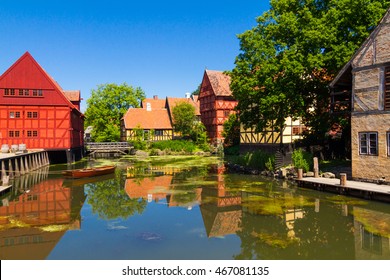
[265, 156, 275, 171]
[292, 148, 312, 172]
[224, 145, 240, 156]
[133, 140, 147, 151]
[150, 140, 197, 153]
[231, 150, 273, 171]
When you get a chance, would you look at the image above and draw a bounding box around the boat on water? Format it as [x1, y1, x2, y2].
[62, 165, 116, 179]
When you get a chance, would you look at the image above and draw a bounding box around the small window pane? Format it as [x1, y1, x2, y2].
[359, 133, 368, 154]
[369, 133, 378, 155]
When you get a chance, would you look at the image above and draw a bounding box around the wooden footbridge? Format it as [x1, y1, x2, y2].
[85, 142, 132, 156]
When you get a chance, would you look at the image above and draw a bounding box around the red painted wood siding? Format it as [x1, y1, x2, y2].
[0, 105, 73, 149]
[0, 52, 84, 150]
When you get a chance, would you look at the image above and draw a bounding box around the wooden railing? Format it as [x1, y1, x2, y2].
[85, 142, 132, 155]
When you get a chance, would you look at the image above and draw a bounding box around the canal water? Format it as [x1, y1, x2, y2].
[1, 156, 390, 260]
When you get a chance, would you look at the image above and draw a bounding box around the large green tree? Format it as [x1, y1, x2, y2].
[172, 101, 196, 136]
[229, 0, 390, 144]
[85, 83, 145, 142]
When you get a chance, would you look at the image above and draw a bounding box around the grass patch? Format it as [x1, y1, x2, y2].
[242, 195, 315, 216]
[353, 207, 390, 238]
[326, 195, 367, 206]
[251, 232, 298, 249]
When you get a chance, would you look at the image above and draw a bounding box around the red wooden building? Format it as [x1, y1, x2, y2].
[0, 52, 84, 163]
[198, 70, 238, 143]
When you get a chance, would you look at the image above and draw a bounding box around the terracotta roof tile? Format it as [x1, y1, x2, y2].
[124, 176, 173, 201]
[141, 98, 166, 109]
[206, 70, 232, 97]
[123, 108, 172, 129]
[63, 90, 80, 102]
[166, 97, 200, 116]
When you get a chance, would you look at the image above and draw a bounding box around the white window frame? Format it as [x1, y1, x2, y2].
[387, 132, 390, 157]
[359, 132, 378, 156]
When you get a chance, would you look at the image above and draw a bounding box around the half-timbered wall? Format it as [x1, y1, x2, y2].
[123, 129, 173, 142]
[199, 70, 237, 142]
[240, 117, 305, 145]
[0, 52, 84, 153]
[340, 10, 390, 182]
[0, 105, 73, 149]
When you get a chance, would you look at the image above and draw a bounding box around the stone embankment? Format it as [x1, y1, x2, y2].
[224, 162, 336, 180]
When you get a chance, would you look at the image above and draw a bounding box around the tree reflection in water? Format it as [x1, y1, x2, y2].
[85, 170, 147, 220]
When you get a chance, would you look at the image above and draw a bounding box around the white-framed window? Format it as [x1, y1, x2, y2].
[387, 132, 390, 156]
[359, 132, 378, 155]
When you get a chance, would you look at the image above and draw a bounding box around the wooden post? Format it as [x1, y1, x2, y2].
[14, 158, 20, 177]
[313, 157, 319, 178]
[32, 154, 37, 170]
[2, 175, 9, 186]
[1, 161, 6, 182]
[38, 152, 43, 167]
[25, 156, 30, 172]
[297, 168, 303, 179]
[20, 157, 25, 175]
[315, 199, 320, 213]
[341, 204, 348, 216]
[8, 160, 14, 179]
[340, 173, 347, 186]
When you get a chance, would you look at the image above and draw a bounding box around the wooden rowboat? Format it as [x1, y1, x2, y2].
[62, 165, 116, 179]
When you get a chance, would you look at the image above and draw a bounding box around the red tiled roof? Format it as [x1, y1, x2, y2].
[63, 90, 80, 102]
[124, 176, 173, 200]
[122, 108, 172, 129]
[208, 211, 242, 237]
[206, 70, 232, 97]
[166, 97, 200, 116]
[141, 98, 166, 109]
[192, 95, 199, 103]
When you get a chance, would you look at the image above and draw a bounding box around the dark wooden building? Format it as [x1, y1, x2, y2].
[0, 52, 84, 163]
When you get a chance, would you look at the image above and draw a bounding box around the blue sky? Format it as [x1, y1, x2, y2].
[0, 0, 269, 112]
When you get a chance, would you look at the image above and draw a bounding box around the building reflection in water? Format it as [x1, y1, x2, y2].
[5, 162, 389, 260]
[0, 167, 86, 260]
[200, 164, 242, 238]
[125, 165, 202, 209]
[353, 207, 390, 259]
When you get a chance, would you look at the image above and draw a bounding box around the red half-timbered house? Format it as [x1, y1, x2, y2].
[0, 52, 84, 163]
[198, 70, 238, 143]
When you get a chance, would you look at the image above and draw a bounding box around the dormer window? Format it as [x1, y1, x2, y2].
[146, 102, 151, 111]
